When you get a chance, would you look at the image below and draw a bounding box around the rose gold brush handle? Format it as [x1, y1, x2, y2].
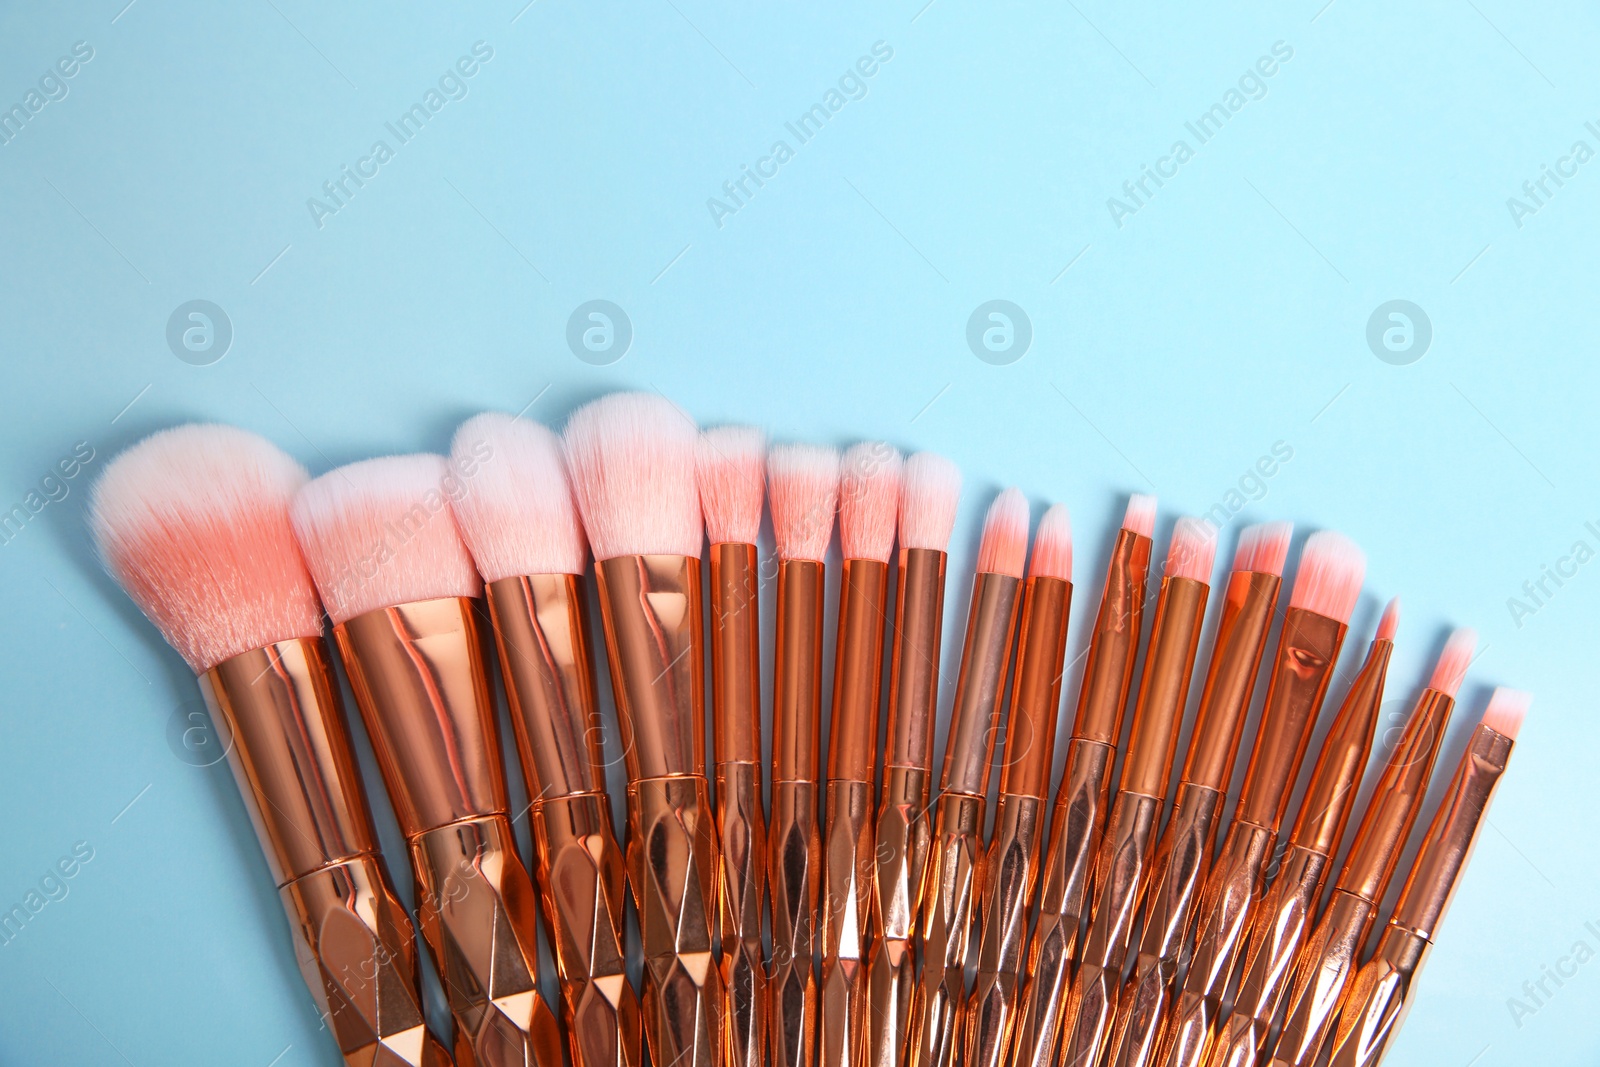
[488, 573, 641, 1067]
[594, 555, 722, 1067]
[337, 598, 563, 1067]
[200, 639, 454, 1067]
[710, 543, 767, 1067]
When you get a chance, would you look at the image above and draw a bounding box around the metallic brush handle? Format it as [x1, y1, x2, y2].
[1324, 926, 1425, 1067]
[867, 765, 932, 1067]
[1268, 891, 1378, 1067]
[963, 793, 1045, 1067]
[821, 779, 875, 1067]
[532, 792, 640, 1067]
[770, 779, 821, 1067]
[413, 815, 564, 1067]
[718, 761, 767, 1067]
[907, 792, 987, 1067]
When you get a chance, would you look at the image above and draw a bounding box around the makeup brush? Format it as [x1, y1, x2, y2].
[1156, 530, 1366, 1067]
[448, 412, 642, 1067]
[697, 425, 769, 1067]
[1103, 522, 1292, 1067]
[820, 442, 902, 1067]
[292, 454, 563, 1067]
[867, 451, 961, 1067]
[562, 393, 722, 1067]
[1204, 598, 1399, 1067]
[89, 426, 453, 1067]
[906, 488, 1029, 1067]
[1010, 494, 1156, 1067]
[1326, 688, 1529, 1067]
[1267, 628, 1473, 1067]
[963, 503, 1073, 1067]
[1056, 517, 1219, 1067]
[768, 443, 842, 1067]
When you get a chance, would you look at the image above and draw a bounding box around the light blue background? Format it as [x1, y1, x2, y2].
[0, 0, 1595, 1064]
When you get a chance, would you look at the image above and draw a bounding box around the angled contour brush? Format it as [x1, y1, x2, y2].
[1010, 494, 1156, 1067]
[448, 412, 642, 1067]
[963, 503, 1073, 1067]
[1156, 531, 1366, 1067]
[697, 425, 769, 1067]
[292, 454, 563, 1067]
[562, 393, 722, 1067]
[90, 426, 453, 1067]
[906, 488, 1029, 1067]
[867, 452, 961, 1067]
[820, 442, 902, 1067]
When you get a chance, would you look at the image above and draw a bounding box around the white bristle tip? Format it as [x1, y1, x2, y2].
[768, 443, 841, 562]
[977, 488, 1029, 578]
[898, 452, 961, 552]
[1029, 504, 1073, 581]
[839, 442, 902, 563]
[1122, 494, 1156, 538]
[696, 425, 765, 545]
[1427, 628, 1477, 698]
[1165, 517, 1218, 583]
[1481, 687, 1530, 740]
[1232, 521, 1293, 577]
[561, 392, 702, 559]
[1376, 597, 1400, 642]
[448, 413, 587, 582]
[1288, 531, 1365, 623]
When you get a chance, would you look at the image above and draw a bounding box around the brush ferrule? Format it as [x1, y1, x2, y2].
[999, 576, 1072, 798]
[774, 557, 826, 784]
[710, 542, 761, 767]
[941, 571, 1023, 796]
[1073, 528, 1151, 744]
[886, 547, 948, 770]
[828, 557, 891, 783]
[1119, 576, 1209, 798]
[594, 553, 706, 780]
[1288, 638, 1393, 856]
[1180, 569, 1280, 790]
[335, 597, 506, 835]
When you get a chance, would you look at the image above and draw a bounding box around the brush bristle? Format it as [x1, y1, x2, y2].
[1481, 687, 1530, 740]
[89, 424, 324, 673]
[1029, 504, 1072, 581]
[1376, 597, 1400, 642]
[839, 442, 901, 563]
[1427, 628, 1476, 698]
[1232, 521, 1293, 576]
[1165, 517, 1218, 583]
[977, 488, 1029, 578]
[899, 452, 961, 552]
[291, 455, 481, 624]
[1122, 494, 1156, 538]
[1288, 531, 1365, 623]
[562, 392, 703, 560]
[448, 413, 587, 582]
[696, 425, 765, 545]
[768, 443, 841, 562]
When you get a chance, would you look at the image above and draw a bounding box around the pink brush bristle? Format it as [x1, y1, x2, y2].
[1480, 687, 1530, 740]
[768, 443, 841, 562]
[1427, 628, 1476, 698]
[838, 442, 901, 563]
[1122, 493, 1156, 538]
[976, 488, 1029, 578]
[898, 451, 961, 552]
[697, 425, 765, 546]
[1232, 521, 1293, 577]
[1165, 517, 1218, 583]
[1028, 504, 1072, 582]
[1376, 597, 1400, 642]
[1287, 531, 1365, 623]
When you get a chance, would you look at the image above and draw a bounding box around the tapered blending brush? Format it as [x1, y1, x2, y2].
[963, 503, 1073, 1067]
[562, 393, 722, 1067]
[867, 451, 961, 1067]
[1204, 599, 1399, 1067]
[905, 488, 1029, 1067]
[697, 425, 769, 1067]
[768, 443, 843, 1067]
[291, 454, 562, 1067]
[820, 442, 902, 1067]
[89, 426, 453, 1067]
[1326, 688, 1529, 1067]
[447, 413, 641, 1067]
[1156, 531, 1366, 1067]
[1103, 522, 1292, 1067]
[1010, 494, 1155, 1067]
[1056, 517, 1219, 1067]
[1267, 628, 1474, 1067]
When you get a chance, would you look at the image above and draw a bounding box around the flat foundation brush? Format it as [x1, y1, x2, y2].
[1157, 531, 1366, 1067]
[448, 413, 642, 1067]
[1269, 628, 1473, 1067]
[1103, 522, 1292, 1067]
[90, 426, 453, 1067]
[292, 454, 564, 1067]
[867, 452, 961, 1067]
[1056, 517, 1218, 1067]
[1010, 494, 1155, 1067]
[562, 393, 723, 1067]
[768, 443, 843, 1067]
[906, 488, 1029, 1067]
[820, 443, 902, 1067]
[1326, 688, 1529, 1067]
[697, 426, 769, 1067]
[1204, 598, 1398, 1067]
[964, 503, 1073, 1067]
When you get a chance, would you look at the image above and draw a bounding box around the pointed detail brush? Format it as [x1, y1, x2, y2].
[90, 426, 453, 1067]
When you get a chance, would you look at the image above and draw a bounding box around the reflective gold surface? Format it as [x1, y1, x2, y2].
[907, 792, 987, 1067]
[821, 778, 875, 1067]
[868, 765, 932, 1067]
[770, 780, 821, 1067]
[964, 794, 1044, 1067]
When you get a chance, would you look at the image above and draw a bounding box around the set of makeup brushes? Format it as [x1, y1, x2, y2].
[88, 390, 1527, 1067]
